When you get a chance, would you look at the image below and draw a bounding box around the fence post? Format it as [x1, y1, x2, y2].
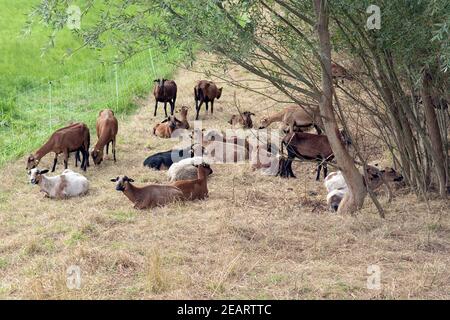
[149, 48, 156, 78]
[114, 63, 119, 113]
[48, 81, 52, 129]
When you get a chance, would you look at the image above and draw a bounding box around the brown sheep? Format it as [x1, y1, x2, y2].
[111, 176, 183, 209]
[228, 111, 255, 129]
[153, 116, 180, 138]
[91, 109, 118, 165]
[27, 122, 90, 172]
[153, 78, 177, 117]
[171, 163, 211, 200]
[194, 80, 223, 120]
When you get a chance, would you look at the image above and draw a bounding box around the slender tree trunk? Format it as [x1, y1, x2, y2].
[313, 0, 367, 214]
[421, 69, 447, 197]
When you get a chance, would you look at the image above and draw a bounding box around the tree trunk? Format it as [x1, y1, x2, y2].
[313, 0, 367, 214]
[421, 69, 448, 197]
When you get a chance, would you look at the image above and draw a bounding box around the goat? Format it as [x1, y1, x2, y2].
[331, 62, 354, 84]
[259, 105, 322, 134]
[111, 176, 183, 209]
[278, 130, 352, 180]
[153, 78, 177, 117]
[167, 156, 213, 181]
[153, 116, 180, 138]
[29, 168, 89, 199]
[228, 111, 255, 129]
[27, 122, 90, 172]
[280, 105, 322, 134]
[324, 166, 404, 212]
[143, 144, 202, 170]
[177, 106, 190, 129]
[194, 80, 223, 120]
[171, 163, 211, 200]
[91, 109, 118, 165]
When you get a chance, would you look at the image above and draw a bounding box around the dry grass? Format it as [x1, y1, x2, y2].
[0, 55, 449, 299]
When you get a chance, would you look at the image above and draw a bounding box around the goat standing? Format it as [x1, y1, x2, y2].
[91, 109, 118, 165]
[153, 78, 177, 117]
[27, 122, 90, 172]
[194, 80, 222, 120]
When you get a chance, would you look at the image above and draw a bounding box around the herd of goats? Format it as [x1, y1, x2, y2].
[25, 63, 405, 212]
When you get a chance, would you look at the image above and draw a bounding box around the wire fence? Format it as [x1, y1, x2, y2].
[0, 49, 181, 166]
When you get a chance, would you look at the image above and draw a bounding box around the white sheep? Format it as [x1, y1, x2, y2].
[29, 168, 89, 199]
[167, 156, 212, 181]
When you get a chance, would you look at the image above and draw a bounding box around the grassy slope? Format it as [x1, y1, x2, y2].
[0, 0, 184, 165]
[0, 57, 448, 299]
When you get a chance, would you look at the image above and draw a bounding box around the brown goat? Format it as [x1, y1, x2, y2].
[177, 106, 190, 129]
[331, 62, 354, 84]
[171, 163, 210, 200]
[228, 111, 255, 129]
[279, 130, 352, 180]
[259, 105, 322, 133]
[27, 122, 90, 172]
[111, 176, 183, 209]
[91, 109, 118, 165]
[194, 80, 223, 120]
[153, 78, 177, 117]
[153, 116, 180, 138]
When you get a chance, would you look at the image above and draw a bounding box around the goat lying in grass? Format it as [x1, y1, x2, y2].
[28, 168, 89, 199]
[111, 176, 183, 209]
[228, 111, 255, 129]
[324, 166, 404, 211]
[153, 116, 180, 138]
[171, 163, 211, 200]
[143, 144, 202, 170]
[167, 156, 213, 181]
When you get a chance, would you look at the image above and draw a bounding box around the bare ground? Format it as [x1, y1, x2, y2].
[0, 55, 449, 299]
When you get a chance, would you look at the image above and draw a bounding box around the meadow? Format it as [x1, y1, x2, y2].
[0, 0, 185, 166]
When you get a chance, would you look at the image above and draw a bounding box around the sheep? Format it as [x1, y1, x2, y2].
[91, 109, 118, 165]
[153, 78, 177, 117]
[259, 105, 322, 134]
[143, 144, 202, 170]
[324, 166, 404, 212]
[153, 116, 180, 138]
[228, 111, 255, 129]
[171, 163, 211, 200]
[280, 104, 322, 134]
[111, 176, 183, 209]
[278, 130, 352, 180]
[194, 80, 223, 120]
[27, 122, 90, 172]
[167, 156, 213, 181]
[331, 62, 354, 84]
[28, 168, 89, 199]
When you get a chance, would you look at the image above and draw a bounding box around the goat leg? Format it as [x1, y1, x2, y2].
[63, 150, 69, 169]
[164, 102, 168, 118]
[106, 142, 109, 155]
[316, 163, 322, 181]
[211, 100, 214, 114]
[154, 101, 158, 117]
[51, 154, 58, 172]
[113, 139, 117, 163]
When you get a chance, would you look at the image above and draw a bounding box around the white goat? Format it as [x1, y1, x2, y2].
[29, 168, 89, 199]
[167, 156, 212, 181]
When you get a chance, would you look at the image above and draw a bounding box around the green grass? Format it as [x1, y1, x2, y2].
[0, 0, 186, 166]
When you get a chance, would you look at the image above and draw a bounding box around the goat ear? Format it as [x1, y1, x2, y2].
[249, 112, 255, 116]
[40, 169, 49, 174]
[161, 118, 169, 123]
[153, 79, 159, 83]
[127, 178, 135, 182]
[110, 177, 118, 182]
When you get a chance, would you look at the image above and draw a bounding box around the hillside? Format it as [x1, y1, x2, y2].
[0, 57, 448, 299]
